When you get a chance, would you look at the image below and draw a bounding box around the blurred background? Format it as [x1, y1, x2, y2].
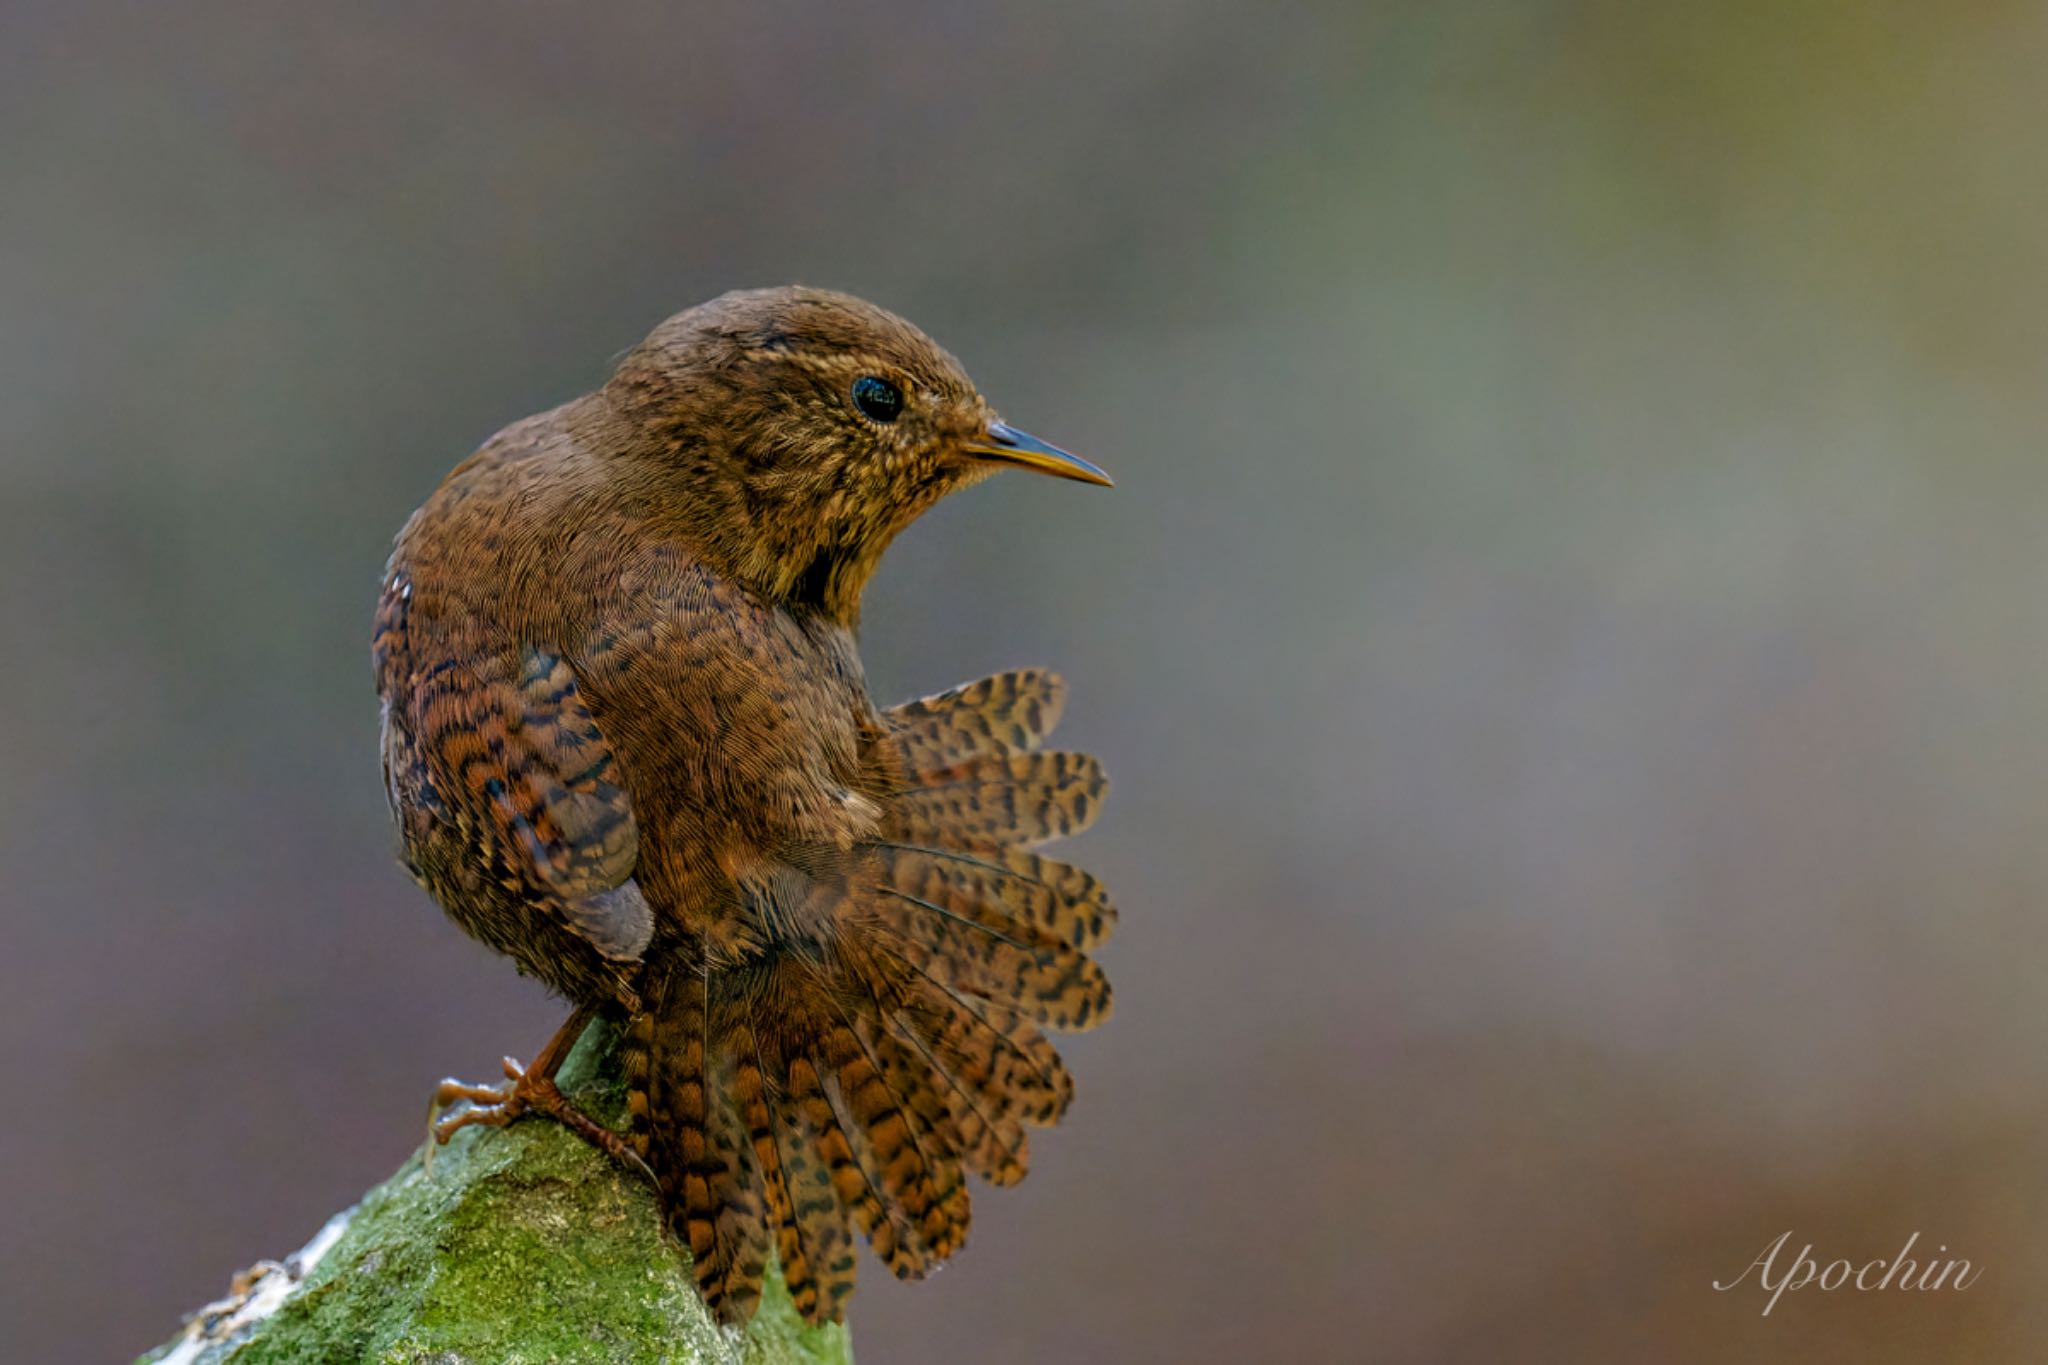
[5, 2, 2048, 1360]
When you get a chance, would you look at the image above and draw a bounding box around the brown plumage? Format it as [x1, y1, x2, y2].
[372, 286, 1116, 1326]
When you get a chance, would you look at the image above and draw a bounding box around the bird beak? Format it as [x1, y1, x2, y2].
[961, 421, 1114, 487]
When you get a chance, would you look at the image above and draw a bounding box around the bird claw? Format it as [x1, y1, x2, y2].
[423, 1053, 649, 1182]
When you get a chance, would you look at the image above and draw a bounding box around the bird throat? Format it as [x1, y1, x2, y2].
[783, 536, 888, 626]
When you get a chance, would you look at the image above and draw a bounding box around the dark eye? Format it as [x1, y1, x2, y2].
[851, 375, 902, 423]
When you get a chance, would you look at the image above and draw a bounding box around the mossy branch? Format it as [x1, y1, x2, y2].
[140, 1022, 851, 1365]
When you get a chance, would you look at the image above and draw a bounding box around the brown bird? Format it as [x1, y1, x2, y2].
[371, 286, 1116, 1326]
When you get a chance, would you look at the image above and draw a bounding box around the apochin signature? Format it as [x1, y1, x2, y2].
[1715, 1231, 1982, 1315]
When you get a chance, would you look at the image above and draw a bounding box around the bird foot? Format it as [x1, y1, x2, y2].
[426, 1055, 652, 1183]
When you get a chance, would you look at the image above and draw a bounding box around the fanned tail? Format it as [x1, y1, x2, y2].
[877, 668, 1115, 1030]
[863, 667, 1113, 1168]
[631, 948, 978, 1324]
[625, 669, 1114, 1328]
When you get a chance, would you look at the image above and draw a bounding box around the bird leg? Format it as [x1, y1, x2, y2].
[427, 1003, 648, 1178]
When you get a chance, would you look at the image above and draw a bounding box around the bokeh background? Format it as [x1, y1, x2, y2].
[6, 2, 2048, 1361]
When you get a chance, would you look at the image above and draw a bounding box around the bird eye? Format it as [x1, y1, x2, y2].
[851, 375, 903, 423]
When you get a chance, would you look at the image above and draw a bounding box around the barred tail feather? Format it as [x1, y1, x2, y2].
[640, 967, 769, 1320]
[785, 1049, 925, 1280]
[894, 751, 1106, 848]
[876, 841, 1117, 951]
[703, 1051, 770, 1318]
[776, 1095, 859, 1323]
[869, 883, 1112, 1031]
[886, 668, 1066, 769]
[815, 1007, 968, 1264]
[729, 1017, 812, 1319]
[881, 957, 1076, 1127]
[874, 1012, 1032, 1186]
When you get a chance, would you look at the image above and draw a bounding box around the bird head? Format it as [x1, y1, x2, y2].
[602, 286, 1109, 623]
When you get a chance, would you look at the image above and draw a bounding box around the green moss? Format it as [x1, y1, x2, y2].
[142, 1022, 851, 1365]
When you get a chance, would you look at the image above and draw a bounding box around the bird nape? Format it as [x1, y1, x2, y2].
[371, 286, 1116, 1326]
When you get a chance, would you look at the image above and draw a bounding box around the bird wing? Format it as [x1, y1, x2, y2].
[374, 570, 652, 962]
